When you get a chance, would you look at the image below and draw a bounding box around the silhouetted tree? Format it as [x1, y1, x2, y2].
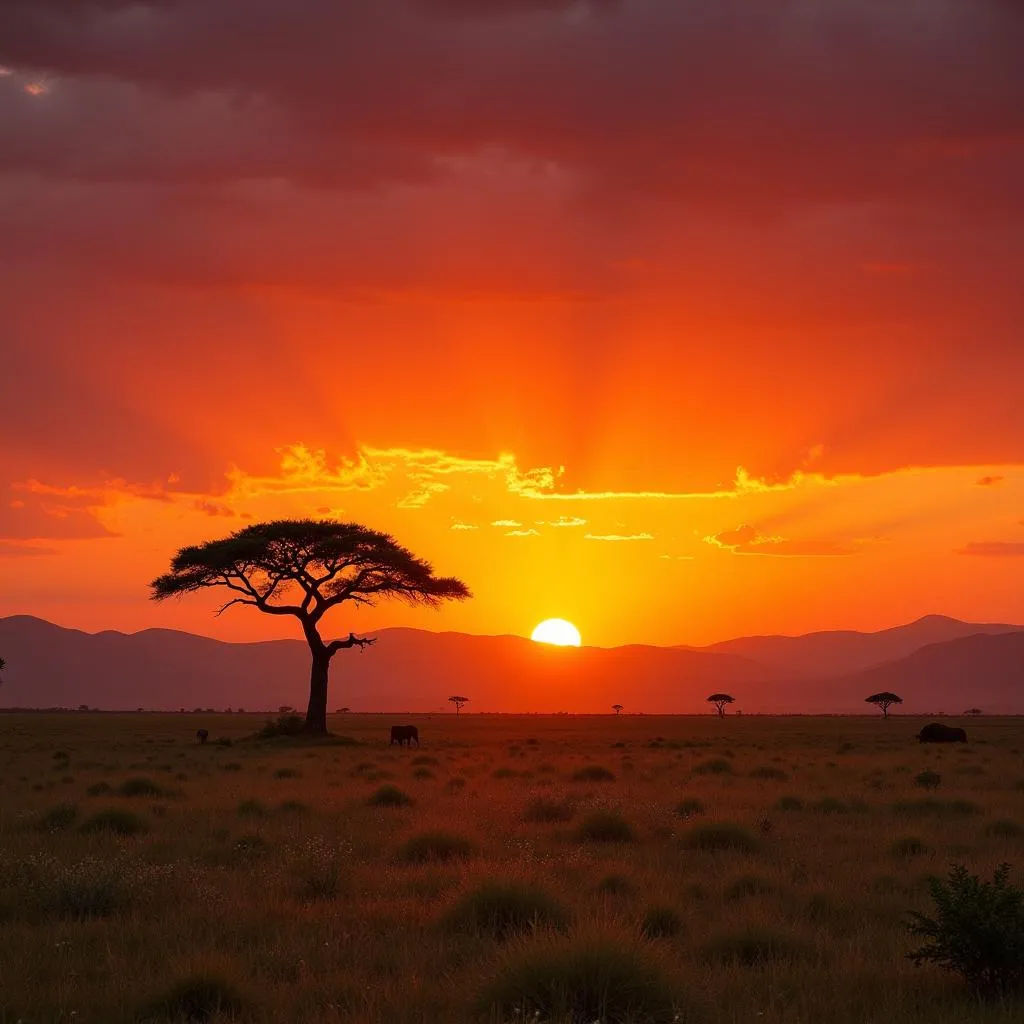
[706, 693, 735, 717]
[0, 656, 5, 684]
[964, 707, 983, 716]
[865, 691, 903, 718]
[279, 705, 295, 714]
[150, 519, 470, 734]
[612, 704, 623, 715]
[336, 706, 351, 714]
[449, 695, 469, 715]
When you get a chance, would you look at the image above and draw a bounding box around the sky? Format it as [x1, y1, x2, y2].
[1, 0, 1022, 648]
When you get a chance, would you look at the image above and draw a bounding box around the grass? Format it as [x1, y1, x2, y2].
[367, 784, 414, 807]
[571, 764, 616, 782]
[117, 776, 165, 797]
[1, 712, 1023, 1023]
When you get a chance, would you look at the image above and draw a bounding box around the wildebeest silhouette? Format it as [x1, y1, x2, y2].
[918, 723, 967, 743]
[196, 729, 209, 745]
[390, 725, 419, 747]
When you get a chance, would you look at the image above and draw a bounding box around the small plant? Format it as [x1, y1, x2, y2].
[907, 863, 1024, 994]
[477, 935, 679, 1023]
[86, 781, 111, 796]
[44, 858, 132, 919]
[703, 926, 811, 965]
[915, 770, 942, 791]
[684, 823, 759, 854]
[575, 810, 635, 844]
[693, 758, 733, 775]
[411, 755, 439, 767]
[597, 873, 633, 895]
[749, 765, 789, 781]
[640, 905, 684, 938]
[675, 797, 705, 818]
[237, 799, 266, 817]
[443, 880, 569, 939]
[776, 795, 804, 811]
[368, 785, 413, 808]
[725, 874, 773, 900]
[118, 776, 164, 798]
[34, 803, 78, 832]
[272, 767, 300, 779]
[398, 830, 474, 864]
[257, 714, 306, 739]
[986, 820, 1023, 839]
[412, 767, 436, 780]
[893, 798, 979, 817]
[492, 767, 522, 779]
[571, 765, 616, 782]
[276, 799, 308, 814]
[79, 809, 148, 836]
[890, 836, 930, 857]
[524, 797, 574, 823]
[141, 974, 249, 1023]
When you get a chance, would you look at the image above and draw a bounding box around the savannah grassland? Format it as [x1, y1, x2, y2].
[1, 713, 1023, 1024]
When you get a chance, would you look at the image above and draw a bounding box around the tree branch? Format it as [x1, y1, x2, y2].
[326, 633, 377, 656]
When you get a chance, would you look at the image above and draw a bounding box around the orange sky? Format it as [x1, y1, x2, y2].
[1, 1, 1023, 647]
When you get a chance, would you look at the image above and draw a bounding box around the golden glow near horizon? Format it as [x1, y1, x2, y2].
[531, 618, 582, 647]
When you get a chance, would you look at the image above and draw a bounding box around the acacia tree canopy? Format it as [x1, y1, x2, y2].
[150, 519, 471, 733]
[706, 693, 735, 717]
[865, 691, 903, 718]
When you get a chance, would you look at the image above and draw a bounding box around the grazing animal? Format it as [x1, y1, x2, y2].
[390, 725, 419, 747]
[918, 723, 967, 743]
[196, 729, 209, 745]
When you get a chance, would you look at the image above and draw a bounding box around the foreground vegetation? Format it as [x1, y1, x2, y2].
[1, 712, 1022, 1023]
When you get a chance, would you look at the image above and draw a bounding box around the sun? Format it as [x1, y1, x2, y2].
[531, 618, 582, 647]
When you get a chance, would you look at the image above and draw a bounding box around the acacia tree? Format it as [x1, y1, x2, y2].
[706, 693, 735, 718]
[865, 691, 903, 718]
[150, 520, 470, 734]
[449, 695, 469, 715]
[612, 704, 623, 715]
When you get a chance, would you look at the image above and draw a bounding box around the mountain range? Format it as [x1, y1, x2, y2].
[0, 613, 1021, 714]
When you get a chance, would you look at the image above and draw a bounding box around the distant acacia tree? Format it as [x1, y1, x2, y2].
[336, 706, 351, 714]
[612, 704, 623, 715]
[449, 695, 469, 715]
[706, 693, 735, 718]
[0, 656, 5, 683]
[865, 691, 903, 718]
[964, 708, 983, 716]
[150, 519, 470, 734]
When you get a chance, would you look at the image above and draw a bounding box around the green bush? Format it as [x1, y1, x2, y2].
[575, 810, 635, 844]
[140, 975, 249, 1022]
[477, 936, 680, 1023]
[368, 785, 413, 808]
[398, 830, 474, 864]
[79, 809, 148, 836]
[117, 777, 164, 798]
[914, 770, 942, 791]
[907, 863, 1024, 994]
[640, 905, 684, 938]
[693, 758, 733, 775]
[684, 823, 759, 854]
[443, 880, 569, 939]
[34, 803, 78, 832]
[571, 765, 616, 783]
[524, 797, 574, 823]
[257, 714, 306, 738]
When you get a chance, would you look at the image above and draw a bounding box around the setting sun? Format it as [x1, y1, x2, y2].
[531, 618, 582, 647]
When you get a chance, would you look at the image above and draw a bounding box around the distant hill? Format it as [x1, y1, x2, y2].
[697, 614, 1023, 678]
[1, 614, 1021, 714]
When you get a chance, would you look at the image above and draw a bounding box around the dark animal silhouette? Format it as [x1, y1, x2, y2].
[390, 725, 419, 747]
[196, 728, 209, 745]
[918, 723, 967, 743]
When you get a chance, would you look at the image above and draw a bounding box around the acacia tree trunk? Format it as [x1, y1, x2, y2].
[302, 620, 332, 735]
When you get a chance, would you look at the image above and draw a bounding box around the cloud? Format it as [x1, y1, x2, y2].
[584, 532, 654, 542]
[705, 524, 858, 557]
[0, 540, 58, 557]
[491, 519, 523, 527]
[539, 515, 587, 527]
[193, 499, 235, 517]
[957, 541, 1024, 557]
[975, 475, 1005, 486]
[505, 528, 541, 537]
[450, 520, 478, 530]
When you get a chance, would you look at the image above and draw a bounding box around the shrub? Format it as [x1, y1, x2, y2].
[571, 765, 616, 783]
[141, 975, 249, 1023]
[443, 880, 569, 939]
[272, 767, 300, 779]
[368, 785, 413, 808]
[693, 758, 733, 775]
[703, 926, 811, 966]
[477, 936, 679, 1023]
[575, 810, 635, 844]
[986, 820, 1023, 839]
[725, 874, 773, 900]
[118, 777, 164, 798]
[44, 858, 132, 919]
[907, 863, 1024, 994]
[492, 767, 522, 779]
[597, 873, 633, 895]
[412, 767, 436, 780]
[231, 834, 270, 862]
[524, 797, 574, 823]
[237, 799, 266, 818]
[890, 836, 930, 857]
[276, 799, 308, 814]
[86, 781, 111, 797]
[749, 766, 789, 782]
[445, 777, 467, 794]
[640, 905, 684, 939]
[34, 803, 78, 832]
[811, 797, 850, 814]
[257, 714, 306, 738]
[411, 755, 439, 767]
[219, 761, 242, 772]
[893, 798, 979, 817]
[684, 823, 759, 854]
[79, 809, 148, 836]
[398, 831, 474, 864]
[776, 795, 804, 811]
[675, 798, 705, 818]
[915, 770, 942, 791]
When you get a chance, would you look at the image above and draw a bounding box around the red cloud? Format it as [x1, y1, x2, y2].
[957, 541, 1024, 557]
